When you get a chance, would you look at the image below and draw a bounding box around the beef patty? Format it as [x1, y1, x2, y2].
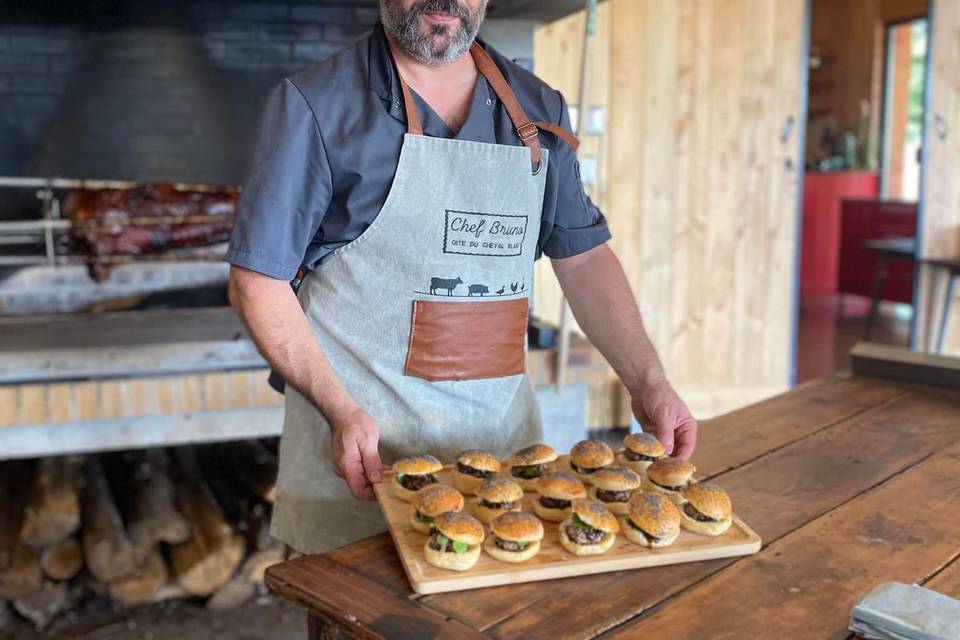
[399, 473, 436, 491]
[683, 503, 718, 522]
[456, 462, 495, 478]
[623, 449, 659, 462]
[539, 496, 571, 510]
[564, 523, 606, 545]
[595, 489, 632, 503]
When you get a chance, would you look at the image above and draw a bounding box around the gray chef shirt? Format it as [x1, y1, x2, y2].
[226, 21, 610, 281]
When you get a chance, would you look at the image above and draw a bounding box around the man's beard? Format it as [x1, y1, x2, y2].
[380, 0, 487, 66]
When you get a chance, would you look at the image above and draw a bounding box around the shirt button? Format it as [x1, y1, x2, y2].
[485, 97, 493, 106]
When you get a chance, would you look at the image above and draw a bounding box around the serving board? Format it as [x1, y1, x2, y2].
[373, 455, 761, 595]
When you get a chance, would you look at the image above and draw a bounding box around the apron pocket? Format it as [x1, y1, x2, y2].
[404, 298, 528, 382]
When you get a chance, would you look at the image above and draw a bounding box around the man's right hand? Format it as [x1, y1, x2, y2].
[329, 407, 384, 500]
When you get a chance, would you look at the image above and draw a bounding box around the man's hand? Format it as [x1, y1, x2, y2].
[631, 381, 698, 460]
[329, 407, 383, 500]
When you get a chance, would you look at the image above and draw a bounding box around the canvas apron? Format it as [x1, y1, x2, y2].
[272, 43, 574, 554]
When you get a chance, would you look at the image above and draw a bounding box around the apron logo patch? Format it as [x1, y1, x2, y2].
[443, 210, 528, 257]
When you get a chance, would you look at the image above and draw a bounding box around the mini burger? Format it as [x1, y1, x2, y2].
[483, 512, 544, 563]
[392, 454, 442, 502]
[470, 477, 524, 524]
[568, 440, 615, 484]
[453, 449, 501, 495]
[424, 512, 485, 572]
[532, 471, 587, 521]
[622, 492, 681, 547]
[642, 457, 696, 504]
[587, 466, 641, 515]
[618, 432, 666, 474]
[410, 484, 464, 534]
[679, 482, 733, 536]
[559, 498, 620, 556]
[507, 443, 558, 490]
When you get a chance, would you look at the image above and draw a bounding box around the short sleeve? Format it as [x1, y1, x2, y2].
[226, 79, 332, 280]
[539, 91, 611, 260]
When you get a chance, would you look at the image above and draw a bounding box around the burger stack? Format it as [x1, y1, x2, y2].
[385, 433, 737, 573]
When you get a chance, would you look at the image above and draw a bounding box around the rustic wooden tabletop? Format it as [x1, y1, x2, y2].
[266, 372, 960, 639]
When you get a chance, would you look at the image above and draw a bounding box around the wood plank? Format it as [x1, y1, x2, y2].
[851, 342, 960, 388]
[427, 387, 958, 637]
[602, 443, 960, 638]
[923, 556, 960, 599]
[374, 461, 759, 595]
[326, 534, 411, 595]
[266, 555, 489, 640]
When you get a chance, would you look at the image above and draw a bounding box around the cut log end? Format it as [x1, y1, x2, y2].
[40, 538, 84, 582]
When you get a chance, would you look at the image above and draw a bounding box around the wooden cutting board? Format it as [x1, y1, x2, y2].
[373, 456, 761, 595]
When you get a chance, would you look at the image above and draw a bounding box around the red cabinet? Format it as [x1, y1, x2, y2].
[837, 199, 917, 303]
[801, 171, 879, 298]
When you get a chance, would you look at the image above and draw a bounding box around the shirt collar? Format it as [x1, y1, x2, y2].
[367, 20, 497, 125]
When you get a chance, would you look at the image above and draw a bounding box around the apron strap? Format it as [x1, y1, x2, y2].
[389, 39, 580, 172]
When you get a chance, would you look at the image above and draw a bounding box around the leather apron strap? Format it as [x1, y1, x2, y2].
[389, 40, 580, 173]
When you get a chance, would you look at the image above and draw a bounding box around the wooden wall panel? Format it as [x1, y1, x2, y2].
[534, 0, 805, 418]
[916, 0, 960, 352]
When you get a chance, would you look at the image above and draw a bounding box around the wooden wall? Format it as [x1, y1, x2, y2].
[916, 0, 960, 353]
[533, 0, 806, 419]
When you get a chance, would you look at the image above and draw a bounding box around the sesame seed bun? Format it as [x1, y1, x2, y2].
[392, 477, 433, 503]
[483, 537, 541, 563]
[424, 541, 481, 571]
[393, 454, 443, 475]
[490, 512, 544, 543]
[558, 519, 616, 556]
[414, 484, 464, 517]
[623, 432, 667, 457]
[623, 493, 681, 547]
[571, 498, 620, 534]
[536, 471, 587, 500]
[470, 497, 522, 525]
[532, 499, 571, 522]
[509, 443, 558, 466]
[569, 440, 615, 469]
[589, 467, 641, 492]
[453, 472, 485, 495]
[646, 457, 696, 488]
[474, 477, 524, 503]
[683, 482, 732, 520]
[457, 449, 501, 473]
[432, 512, 485, 546]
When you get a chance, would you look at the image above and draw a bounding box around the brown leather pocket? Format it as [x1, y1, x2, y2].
[404, 298, 528, 382]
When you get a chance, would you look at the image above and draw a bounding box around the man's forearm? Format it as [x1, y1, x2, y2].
[228, 266, 356, 422]
[552, 244, 666, 393]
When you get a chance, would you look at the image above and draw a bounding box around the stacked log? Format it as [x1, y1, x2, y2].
[0, 440, 284, 630]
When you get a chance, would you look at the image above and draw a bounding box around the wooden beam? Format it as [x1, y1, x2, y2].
[850, 342, 960, 388]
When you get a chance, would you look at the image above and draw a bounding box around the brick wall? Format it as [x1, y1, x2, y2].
[0, 1, 534, 188]
[0, 1, 380, 185]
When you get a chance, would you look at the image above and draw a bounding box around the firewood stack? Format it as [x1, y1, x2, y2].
[0, 441, 283, 631]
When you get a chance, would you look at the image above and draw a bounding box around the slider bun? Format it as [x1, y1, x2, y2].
[587, 486, 634, 515]
[679, 510, 733, 536]
[626, 493, 681, 539]
[414, 484, 463, 517]
[393, 454, 443, 475]
[536, 471, 587, 500]
[453, 471, 486, 495]
[509, 443, 558, 466]
[646, 457, 696, 486]
[682, 482, 732, 521]
[392, 480, 420, 503]
[474, 477, 524, 503]
[558, 520, 616, 556]
[423, 541, 481, 571]
[641, 476, 687, 505]
[571, 498, 620, 534]
[589, 467, 641, 491]
[490, 512, 544, 542]
[622, 519, 680, 548]
[617, 453, 656, 475]
[569, 440, 615, 468]
[483, 537, 541, 563]
[531, 499, 571, 522]
[432, 511, 485, 545]
[410, 512, 432, 534]
[470, 497, 521, 525]
[457, 449, 501, 473]
[623, 432, 667, 457]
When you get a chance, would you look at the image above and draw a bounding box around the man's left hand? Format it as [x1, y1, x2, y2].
[631, 381, 698, 460]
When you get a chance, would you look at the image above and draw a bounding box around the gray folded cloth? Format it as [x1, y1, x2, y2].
[850, 582, 960, 640]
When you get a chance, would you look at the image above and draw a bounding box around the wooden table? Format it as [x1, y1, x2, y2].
[265, 372, 960, 639]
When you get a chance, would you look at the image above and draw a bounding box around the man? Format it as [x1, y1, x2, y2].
[227, 0, 697, 554]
